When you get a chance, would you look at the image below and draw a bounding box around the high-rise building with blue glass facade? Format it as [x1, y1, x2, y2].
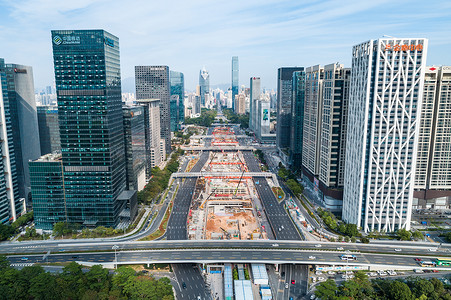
[231, 56, 239, 111]
[0, 59, 21, 223]
[29, 153, 66, 230]
[199, 68, 209, 107]
[4, 63, 40, 205]
[290, 70, 306, 172]
[37, 105, 61, 155]
[170, 70, 184, 128]
[50, 30, 126, 227]
[276, 67, 304, 159]
[170, 95, 179, 132]
[123, 105, 146, 191]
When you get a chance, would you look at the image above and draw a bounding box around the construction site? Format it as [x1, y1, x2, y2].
[187, 127, 268, 241]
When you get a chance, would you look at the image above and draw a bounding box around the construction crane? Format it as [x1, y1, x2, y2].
[234, 150, 247, 196]
[220, 227, 231, 239]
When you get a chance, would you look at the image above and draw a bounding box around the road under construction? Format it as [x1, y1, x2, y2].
[168, 125, 301, 243]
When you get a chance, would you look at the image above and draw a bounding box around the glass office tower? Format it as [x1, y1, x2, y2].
[37, 105, 61, 155]
[123, 106, 146, 191]
[0, 59, 20, 223]
[170, 70, 185, 127]
[276, 67, 304, 155]
[232, 56, 239, 111]
[5, 63, 40, 204]
[290, 70, 306, 172]
[51, 30, 126, 227]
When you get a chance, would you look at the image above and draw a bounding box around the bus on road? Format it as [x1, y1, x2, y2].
[435, 259, 451, 266]
[420, 261, 436, 267]
[340, 254, 357, 261]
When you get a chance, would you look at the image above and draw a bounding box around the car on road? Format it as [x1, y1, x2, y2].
[315, 244, 322, 248]
[414, 258, 422, 261]
[272, 243, 279, 247]
[336, 247, 344, 251]
[21, 257, 28, 261]
[309, 256, 316, 260]
[433, 270, 439, 273]
[327, 271, 335, 275]
[315, 271, 322, 275]
[428, 248, 438, 252]
[182, 282, 186, 289]
[310, 295, 316, 300]
[394, 248, 402, 252]
[318, 277, 326, 282]
[285, 283, 289, 289]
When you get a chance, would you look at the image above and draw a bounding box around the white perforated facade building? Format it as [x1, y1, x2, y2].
[343, 38, 428, 232]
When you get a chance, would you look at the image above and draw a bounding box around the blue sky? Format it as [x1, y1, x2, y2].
[1, 0, 450, 91]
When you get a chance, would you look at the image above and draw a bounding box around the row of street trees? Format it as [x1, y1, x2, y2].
[315, 271, 451, 300]
[0, 257, 174, 300]
[184, 109, 217, 127]
[222, 108, 249, 129]
[0, 211, 34, 241]
[137, 148, 184, 204]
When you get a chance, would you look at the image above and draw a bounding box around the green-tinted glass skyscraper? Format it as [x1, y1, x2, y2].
[290, 70, 306, 171]
[170, 70, 184, 128]
[0, 59, 21, 223]
[51, 30, 126, 227]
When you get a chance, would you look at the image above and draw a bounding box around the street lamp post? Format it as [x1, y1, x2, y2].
[112, 245, 119, 269]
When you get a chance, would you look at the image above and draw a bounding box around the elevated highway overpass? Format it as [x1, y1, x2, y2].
[7, 247, 451, 272]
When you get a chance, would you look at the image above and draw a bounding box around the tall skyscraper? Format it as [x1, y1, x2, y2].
[137, 99, 162, 175]
[5, 63, 41, 203]
[414, 66, 451, 208]
[37, 105, 61, 155]
[319, 64, 350, 191]
[123, 105, 146, 191]
[199, 67, 209, 107]
[249, 77, 261, 131]
[170, 95, 179, 132]
[343, 38, 428, 232]
[135, 66, 171, 154]
[290, 70, 306, 172]
[276, 67, 304, 155]
[231, 56, 239, 110]
[0, 59, 21, 223]
[170, 70, 185, 127]
[303, 65, 324, 177]
[51, 29, 126, 227]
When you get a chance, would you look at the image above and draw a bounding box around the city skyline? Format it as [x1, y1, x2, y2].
[0, 0, 450, 91]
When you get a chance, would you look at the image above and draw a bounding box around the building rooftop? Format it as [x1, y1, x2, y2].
[34, 152, 62, 162]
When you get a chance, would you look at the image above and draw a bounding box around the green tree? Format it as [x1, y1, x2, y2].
[0, 255, 10, 270]
[397, 228, 412, 241]
[315, 279, 338, 300]
[113, 266, 136, 289]
[407, 278, 434, 299]
[286, 179, 302, 196]
[412, 230, 424, 240]
[361, 237, 370, 244]
[0, 223, 15, 241]
[29, 272, 60, 300]
[85, 265, 110, 292]
[386, 281, 412, 300]
[344, 224, 359, 237]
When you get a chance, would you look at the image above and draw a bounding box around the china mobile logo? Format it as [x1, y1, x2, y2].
[385, 44, 423, 51]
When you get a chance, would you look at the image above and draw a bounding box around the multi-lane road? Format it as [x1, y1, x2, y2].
[167, 151, 210, 240]
[242, 151, 301, 240]
[8, 247, 451, 271]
